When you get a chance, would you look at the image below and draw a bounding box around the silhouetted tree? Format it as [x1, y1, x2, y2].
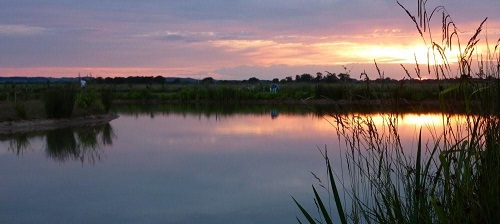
[201, 77, 215, 84]
[171, 78, 181, 84]
[93, 77, 104, 84]
[248, 77, 260, 83]
[296, 73, 313, 82]
[153, 76, 165, 84]
[324, 71, 338, 83]
[314, 72, 322, 82]
[338, 73, 351, 81]
[104, 77, 114, 84]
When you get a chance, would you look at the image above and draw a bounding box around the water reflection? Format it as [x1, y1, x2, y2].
[7, 133, 33, 155]
[271, 109, 279, 119]
[114, 103, 313, 120]
[0, 104, 476, 224]
[2, 123, 115, 164]
[113, 102, 468, 121]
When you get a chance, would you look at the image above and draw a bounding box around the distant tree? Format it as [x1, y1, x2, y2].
[201, 77, 215, 84]
[285, 76, 293, 82]
[93, 77, 104, 84]
[272, 78, 279, 83]
[117, 77, 127, 84]
[299, 73, 313, 82]
[153, 76, 165, 84]
[338, 73, 351, 81]
[104, 77, 114, 84]
[295, 75, 301, 82]
[324, 71, 338, 83]
[248, 77, 260, 83]
[315, 72, 323, 82]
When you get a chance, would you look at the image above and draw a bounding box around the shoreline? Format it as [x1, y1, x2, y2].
[0, 114, 119, 135]
[113, 98, 450, 106]
[113, 98, 472, 111]
[0, 98, 480, 135]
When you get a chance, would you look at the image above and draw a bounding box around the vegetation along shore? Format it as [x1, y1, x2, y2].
[1, 70, 498, 121]
[0, 82, 118, 133]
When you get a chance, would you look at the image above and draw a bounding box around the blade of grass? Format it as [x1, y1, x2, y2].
[293, 197, 317, 224]
[312, 186, 334, 224]
[430, 196, 447, 223]
[414, 128, 423, 223]
[326, 156, 348, 224]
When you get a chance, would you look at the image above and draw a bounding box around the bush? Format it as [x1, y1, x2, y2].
[75, 88, 105, 114]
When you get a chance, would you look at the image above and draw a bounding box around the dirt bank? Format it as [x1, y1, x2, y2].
[0, 114, 119, 135]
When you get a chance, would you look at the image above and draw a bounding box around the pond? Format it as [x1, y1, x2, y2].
[0, 104, 464, 224]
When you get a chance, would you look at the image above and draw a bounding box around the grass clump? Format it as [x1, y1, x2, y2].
[44, 87, 76, 119]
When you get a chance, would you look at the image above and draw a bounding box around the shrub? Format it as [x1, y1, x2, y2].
[75, 88, 105, 114]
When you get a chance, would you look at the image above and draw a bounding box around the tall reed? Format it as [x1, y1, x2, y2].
[294, 1, 499, 223]
[44, 86, 76, 119]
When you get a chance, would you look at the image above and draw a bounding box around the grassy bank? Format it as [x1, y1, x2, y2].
[2, 77, 498, 119]
[3, 78, 494, 102]
[0, 85, 113, 121]
[1, 82, 491, 122]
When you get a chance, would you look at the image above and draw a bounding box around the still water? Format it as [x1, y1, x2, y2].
[0, 104, 460, 223]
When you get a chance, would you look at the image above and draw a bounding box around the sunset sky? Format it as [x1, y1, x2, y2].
[1, 0, 499, 80]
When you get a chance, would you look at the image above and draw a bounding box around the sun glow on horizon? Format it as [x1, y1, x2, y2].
[207, 35, 477, 68]
[0, 34, 493, 79]
[345, 113, 467, 128]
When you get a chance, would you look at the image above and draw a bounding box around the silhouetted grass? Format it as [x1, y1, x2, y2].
[44, 87, 76, 119]
[294, 1, 499, 223]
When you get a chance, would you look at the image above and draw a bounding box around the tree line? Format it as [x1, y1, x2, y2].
[87, 72, 391, 85]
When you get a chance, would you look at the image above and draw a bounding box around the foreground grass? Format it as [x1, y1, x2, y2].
[294, 1, 499, 223]
[296, 112, 499, 224]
